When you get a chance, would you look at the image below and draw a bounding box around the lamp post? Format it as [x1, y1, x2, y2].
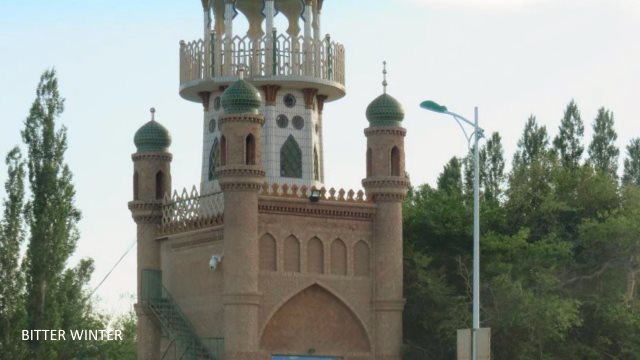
[420, 100, 484, 360]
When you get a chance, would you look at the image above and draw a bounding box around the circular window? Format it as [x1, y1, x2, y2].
[283, 93, 296, 108]
[292, 116, 304, 130]
[213, 96, 221, 111]
[208, 118, 216, 133]
[276, 114, 289, 128]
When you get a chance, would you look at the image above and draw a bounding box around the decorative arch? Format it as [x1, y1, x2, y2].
[133, 171, 139, 200]
[366, 148, 372, 177]
[391, 146, 400, 176]
[284, 235, 301, 272]
[354, 241, 370, 277]
[307, 237, 324, 274]
[313, 146, 320, 181]
[260, 283, 371, 353]
[209, 138, 220, 181]
[280, 135, 302, 178]
[155, 171, 165, 200]
[260, 233, 277, 271]
[330, 238, 347, 276]
[220, 136, 227, 166]
[245, 133, 256, 165]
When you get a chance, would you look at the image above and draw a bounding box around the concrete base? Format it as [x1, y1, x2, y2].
[457, 328, 490, 360]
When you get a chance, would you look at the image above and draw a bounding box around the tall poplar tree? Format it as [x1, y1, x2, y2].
[0, 147, 27, 358]
[622, 138, 640, 186]
[553, 100, 584, 169]
[482, 132, 506, 202]
[21, 69, 82, 355]
[588, 107, 619, 177]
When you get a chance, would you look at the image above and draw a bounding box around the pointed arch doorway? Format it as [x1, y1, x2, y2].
[272, 356, 338, 360]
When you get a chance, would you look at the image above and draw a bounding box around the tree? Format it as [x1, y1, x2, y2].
[507, 116, 555, 239]
[21, 69, 82, 356]
[482, 132, 506, 202]
[513, 115, 549, 168]
[0, 147, 28, 358]
[623, 138, 640, 186]
[553, 100, 584, 169]
[588, 107, 619, 178]
[437, 157, 463, 195]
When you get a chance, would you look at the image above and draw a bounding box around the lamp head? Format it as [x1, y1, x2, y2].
[420, 100, 448, 113]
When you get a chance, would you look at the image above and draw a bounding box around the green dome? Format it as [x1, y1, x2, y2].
[366, 93, 405, 127]
[134, 120, 171, 152]
[221, 78, 262, 115]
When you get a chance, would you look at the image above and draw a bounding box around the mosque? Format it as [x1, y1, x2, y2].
[128, 1, 408, 359]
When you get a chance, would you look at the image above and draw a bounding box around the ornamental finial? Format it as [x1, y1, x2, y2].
[150, 107, 156, 121]
[382, 61, 388, 94]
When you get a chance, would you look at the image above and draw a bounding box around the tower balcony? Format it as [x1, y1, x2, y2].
[179, 32, 345, 102]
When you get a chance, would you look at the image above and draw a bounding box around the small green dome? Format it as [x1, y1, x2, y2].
[366, 93, 405, 127]
[134, 120, 171, 152]
[221, 78, 262, 115]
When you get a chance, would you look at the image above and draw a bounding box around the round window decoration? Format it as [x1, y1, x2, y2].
[292, 116, 304, 130]
[213, 96, 221, 111]
[208, 118, 216, 133]
[283, 93, 296, 108]
[276, 114, 289, 128]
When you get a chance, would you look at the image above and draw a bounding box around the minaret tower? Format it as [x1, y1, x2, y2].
[179, 0, 344, 194]
[129, 108, 172, 359]
[362, 63, 410, 360]
[217, 70, 266, 360]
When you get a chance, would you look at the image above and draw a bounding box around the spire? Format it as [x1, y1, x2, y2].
[150, 107, 156, 121]
[382, 61, 388, 94]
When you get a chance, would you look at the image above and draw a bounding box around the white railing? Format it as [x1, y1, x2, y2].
[161, 186, 224, 233]
[180, 33, 345, 86]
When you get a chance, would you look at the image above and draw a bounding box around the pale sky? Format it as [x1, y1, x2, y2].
[1, 0, 639, 315]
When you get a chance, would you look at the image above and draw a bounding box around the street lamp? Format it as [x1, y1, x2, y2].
[420, 100, 484, 360]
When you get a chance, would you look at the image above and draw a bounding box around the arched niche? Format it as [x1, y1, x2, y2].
[260, 284, 371, 353]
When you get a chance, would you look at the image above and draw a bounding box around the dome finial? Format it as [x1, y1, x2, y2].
[150, 107, 156, 121]
[382, 61, 388, 94]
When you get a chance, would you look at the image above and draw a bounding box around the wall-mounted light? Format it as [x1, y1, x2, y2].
[309, 189, 321, 203]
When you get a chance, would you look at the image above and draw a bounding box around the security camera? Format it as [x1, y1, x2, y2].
[209, 255, 223, 271]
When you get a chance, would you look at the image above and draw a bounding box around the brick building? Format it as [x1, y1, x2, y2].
[129, 1, 408, 359]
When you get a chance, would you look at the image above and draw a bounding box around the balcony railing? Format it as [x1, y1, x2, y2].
[161, 187, 224, 234]
[180, 32, 345, 86]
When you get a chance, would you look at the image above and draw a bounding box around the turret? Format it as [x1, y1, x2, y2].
[362, 63, 409, 360]
[217, 70, 265, 360]
[182, 0, 344, 192]
[129, 108, 172, 360]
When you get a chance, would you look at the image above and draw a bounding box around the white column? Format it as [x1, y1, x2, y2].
[224, 1, 234, 76]
[313, 5, 321, 77]
[265, 0, 275, 76]
[204, 8, 212, 79]
[303, 1, 313, 76]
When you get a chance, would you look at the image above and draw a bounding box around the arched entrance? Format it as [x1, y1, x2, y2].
[261, 284, 370, 357]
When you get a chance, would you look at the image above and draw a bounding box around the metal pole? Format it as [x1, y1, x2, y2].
[472, 106, 480, 360]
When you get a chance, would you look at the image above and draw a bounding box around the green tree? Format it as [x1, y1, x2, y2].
[481, 132, 505, 202]
[588, 107, 619, 178]
[21, 69, 82, 357]
[0, 147, 28, 358]
[437, 157, 463, 195]
[623, 138, 640, 186]
[506, 116, 556, 239]
[513, 115, 549, 168]
[553, 100, 584, 169]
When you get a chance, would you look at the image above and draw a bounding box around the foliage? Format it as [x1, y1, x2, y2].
[403, 102, 640, 359]
[623, 138, 640, 186]
[0, 69, 136, 359]
[0, 147, 28, 358]
[588, 107, 619, 178]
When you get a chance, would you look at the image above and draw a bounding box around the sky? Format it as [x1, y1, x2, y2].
[0, 0, 639, 315]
